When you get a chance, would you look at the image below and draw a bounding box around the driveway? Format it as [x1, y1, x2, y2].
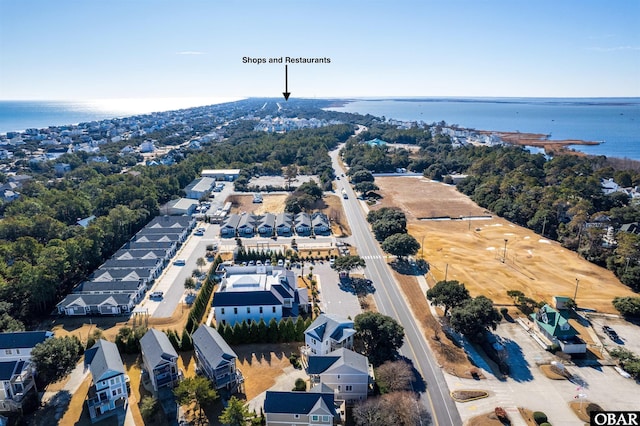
[311, 262, 361, 318]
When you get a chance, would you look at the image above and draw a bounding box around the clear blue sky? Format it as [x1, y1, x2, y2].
[1, 0, 638, 100]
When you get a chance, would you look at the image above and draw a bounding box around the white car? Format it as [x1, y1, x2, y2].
[173, 259, 186, 266]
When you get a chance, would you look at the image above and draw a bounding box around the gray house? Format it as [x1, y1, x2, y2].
[275, 213, 293, 236]
[140, 329, 181, 393]
[192, 325, 243, 392]
[257, 213, 276, 237]
[84, 340, 128, 423]
[294, 212, 312, 236]
[312, 212, 331, 236]
[264, 385, 342, 426]
[221, 214, 240, 238]
[237, 213, 256, 237]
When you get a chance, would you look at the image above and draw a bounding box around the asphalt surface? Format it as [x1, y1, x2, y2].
[330, 147, 462, 426]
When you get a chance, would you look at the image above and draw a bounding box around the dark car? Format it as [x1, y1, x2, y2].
[603, 325, 619, 340]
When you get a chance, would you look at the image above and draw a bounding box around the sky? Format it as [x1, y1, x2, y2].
[1, 0, 639, 101]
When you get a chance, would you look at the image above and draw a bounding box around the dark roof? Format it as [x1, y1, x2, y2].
[126, 241, 175, 251]
[56, 293, 133, 308]
[264, 391, 338, 416]
[0, 361, 24, 381]
[77, 280, 142, 293]
[146, 215, 193, 229]
[306, 356, 340, 374]
[212, 291, 281, 307]
[101, 258, 163, 269]
[91, 267, 151, 281]
[0, 331, 52, 350]
[114, 248, 168, 260]
[192, 325, 237, 368]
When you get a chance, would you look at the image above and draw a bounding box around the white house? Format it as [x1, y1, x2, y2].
[212, 266, 308, 326]
[0, 331, 53, 413]
[303, 314, 355, 358]
[84, 340, 128, 423]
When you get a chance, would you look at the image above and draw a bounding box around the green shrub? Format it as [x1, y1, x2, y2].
[540, 423, 552, 426]
[533, 411, 548, 424]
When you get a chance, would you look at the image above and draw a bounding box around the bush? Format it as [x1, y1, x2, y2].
[539, 423, 552, 426]
[292, 378, 306, 391]
[533, 411, 548, 424]
[500, 307, 509, 318]
[289, 353, 301, 369]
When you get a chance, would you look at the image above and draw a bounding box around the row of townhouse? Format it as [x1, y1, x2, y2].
[220, 211, 330, 238]
[56, 215, 196, 317]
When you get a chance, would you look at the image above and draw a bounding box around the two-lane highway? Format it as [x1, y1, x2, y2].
[331, 148, 461, 426]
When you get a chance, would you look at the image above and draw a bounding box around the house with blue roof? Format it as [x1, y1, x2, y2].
[306, 348, 374, 406]
[0, 331, 53, 413]
[264, 385, 343, 426]
[212, 266, 309, 327]
[363, 138, 388, 147]
[303, 314, 355, 358]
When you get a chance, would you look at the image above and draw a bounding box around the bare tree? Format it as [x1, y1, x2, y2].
[375, 360, 415, 394]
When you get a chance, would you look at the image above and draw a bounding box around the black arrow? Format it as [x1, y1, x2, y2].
[282, 65, 291, 101]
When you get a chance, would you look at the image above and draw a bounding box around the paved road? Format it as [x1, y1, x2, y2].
[331, 147, 462, 426]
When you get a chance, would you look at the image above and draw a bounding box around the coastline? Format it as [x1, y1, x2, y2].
[480, 130, 601, 156]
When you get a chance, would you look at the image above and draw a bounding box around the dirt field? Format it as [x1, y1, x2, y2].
[374, 177, 637, 313]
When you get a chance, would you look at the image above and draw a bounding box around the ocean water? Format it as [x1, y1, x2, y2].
[329, 98, 640, 161]
[0, 97, 243, 134]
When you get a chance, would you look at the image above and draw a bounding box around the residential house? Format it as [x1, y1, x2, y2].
[91, 267, 154, 286]
[620, 222, 640, 235]
[294, 212, 312, 236]
[84, 340, 128, 423]
[140, 329, 181, 393]
[212, 266, 308, 326]
[303, 314, 355, 358]
[201, 169, 241, 181]
[73, 279, 146, 302]
[76, 215, 96, 228]
[140, 140, 156, 153]
[237, 213, 256, 238]
[306, 348, 374, 406]
[146, 215, 196, 232]
[53, 163, 71, 176]
[363, 138, 387, 147]
[257, 213, 275, 237]
[0, 331, 52, 413]
[530, 304, 586, 354]
[192, 325, 243, 392]
[311, 212, 330, 236]
[275, 213, 293, 236]
[264, 386, 342, 426]
[100, 258, 164, 280]
[220, 214, 240, 238]
[135, 226, 190, 244]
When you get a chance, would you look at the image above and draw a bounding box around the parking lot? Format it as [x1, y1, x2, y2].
[445, 320, 639, 425]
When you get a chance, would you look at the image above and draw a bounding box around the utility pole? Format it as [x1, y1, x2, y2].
[444, 263, 449, 282]
[502, 239, 508, 263]
[573, 278, 580, 302]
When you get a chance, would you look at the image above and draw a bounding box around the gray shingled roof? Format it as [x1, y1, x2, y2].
[305, 314, 354, 342]
[140, 329, 178, 369]
[85, 339, 125, 382]
[192, 325, 237, 369]
[306, 348, 369, 375]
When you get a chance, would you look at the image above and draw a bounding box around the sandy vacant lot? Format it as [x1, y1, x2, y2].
[374, 177, 636, 313]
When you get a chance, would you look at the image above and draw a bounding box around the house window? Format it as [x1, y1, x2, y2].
[294, 414, 300, 419]
[247, 307, 250, 314]
[322, 416, 330, 422]
[346, 385, 353, 392]
[234, 307, 238, 314]
[272, 306, 276, 313]
[4, 349, 11, 355]
[112, 390, 117, 396]
[259, 307, 263, 314]
[311, 415, 319, 422]
[221, 308, 225, 315]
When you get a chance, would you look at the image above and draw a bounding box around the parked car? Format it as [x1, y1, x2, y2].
[603, 325, 619, 340]
[150, 291, 163, 299]
[173, 259, 186, 266]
